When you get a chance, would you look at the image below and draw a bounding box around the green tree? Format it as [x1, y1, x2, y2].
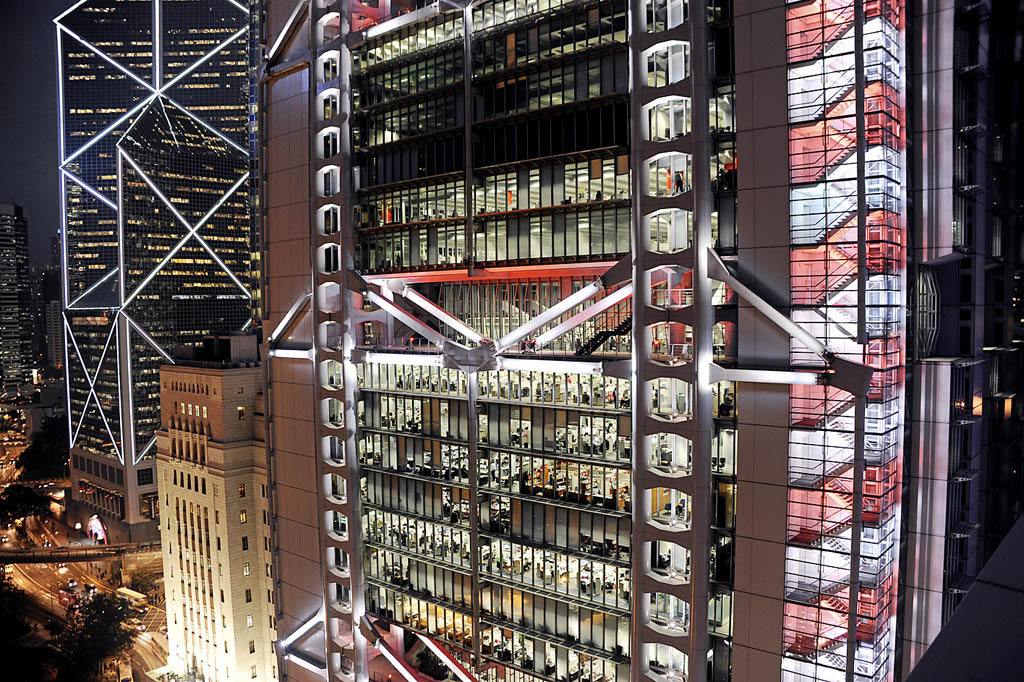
[49, 592, 137, 682]
[0, 484, 49, 525]
[18, 416, 69, 480]
[128, 569, 157, 596]
[0, 577, 56, 681]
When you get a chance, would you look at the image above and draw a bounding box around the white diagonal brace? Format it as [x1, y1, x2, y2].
[62, 169, 118, 211]
[706, 248, 827, 356]
[60, 94, 156, 167]
[55, 25, 156, 93]
[267, 0, 308, 65]
[415, 634, 480, 682]
[395, 285, 485, 344]
[269, 292, 312, 345]
[67, 268, 119, 310]
[534, 284, 633, 349]
[706, 247, 873, 396]
[364, 290, 448, 347]
[120, 150, 251, 304]
[497, 281, 603, 351]
[122, 312, 175, 364]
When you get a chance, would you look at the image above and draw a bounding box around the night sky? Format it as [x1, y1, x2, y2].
[0, 0, 78, 264]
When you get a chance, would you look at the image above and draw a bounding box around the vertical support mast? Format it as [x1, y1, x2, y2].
[689, 1, 713, 678]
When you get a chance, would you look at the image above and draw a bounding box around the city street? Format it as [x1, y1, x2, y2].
[5, 516, 168, 680]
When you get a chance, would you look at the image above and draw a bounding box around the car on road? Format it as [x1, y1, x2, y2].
[158, 625, 168, 635]
[1, 535, 8, 543]
[66, 579, 78, 588]
[127, 618, 146, 632]
[136, 605, 150, 615]
[42, 540, 52, 547]
[84, 583, 97, 594]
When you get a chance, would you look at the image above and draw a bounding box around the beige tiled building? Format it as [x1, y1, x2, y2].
[157, 336, 277, 682]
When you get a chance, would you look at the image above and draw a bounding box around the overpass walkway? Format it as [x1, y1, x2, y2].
[0, 542, 160, 564]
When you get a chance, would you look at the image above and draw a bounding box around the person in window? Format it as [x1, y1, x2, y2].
[673, 171, 685, 195]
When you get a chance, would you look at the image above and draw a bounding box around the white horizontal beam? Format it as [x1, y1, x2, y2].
[362, 351, 443, 367]
[497, 357, 603, 375]
[708, 363, 821, 385]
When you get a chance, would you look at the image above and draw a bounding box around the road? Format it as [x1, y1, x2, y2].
[4, 517, 169, 680]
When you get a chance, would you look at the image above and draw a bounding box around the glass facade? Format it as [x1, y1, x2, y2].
[784, 2, 905, 681]
[57, 0, 253, 525]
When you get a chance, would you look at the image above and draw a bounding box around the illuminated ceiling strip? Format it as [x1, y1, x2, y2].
[60, 94, 155, 166]
[119, 151, 252, 302]
[67, 268, 119, 310]
[122, 312, 175, 364]
[279, 606, 326, 648]
[62, 169, 118, 211]
[241, 318, 253, 331]
[55, 25, 155, 93]
[708, 364, 821, 385]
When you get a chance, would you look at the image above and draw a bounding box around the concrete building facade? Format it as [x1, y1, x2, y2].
[157, 336, 278, 682]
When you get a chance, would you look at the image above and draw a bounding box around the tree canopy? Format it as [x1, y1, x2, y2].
[49, 592, 138, 681]
[18, 416, 69, 480]
[0, 484, 50, 524]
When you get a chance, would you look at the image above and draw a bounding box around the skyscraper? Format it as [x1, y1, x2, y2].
[56, 0, 254, 540]
[0, 203, 33, 389]
[157, 335, 277, 682]
[256, 1, 1022, 682]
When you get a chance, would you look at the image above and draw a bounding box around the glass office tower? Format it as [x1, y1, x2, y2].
[256, 0, 1024, 681]
[56, 0, 254, 539]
